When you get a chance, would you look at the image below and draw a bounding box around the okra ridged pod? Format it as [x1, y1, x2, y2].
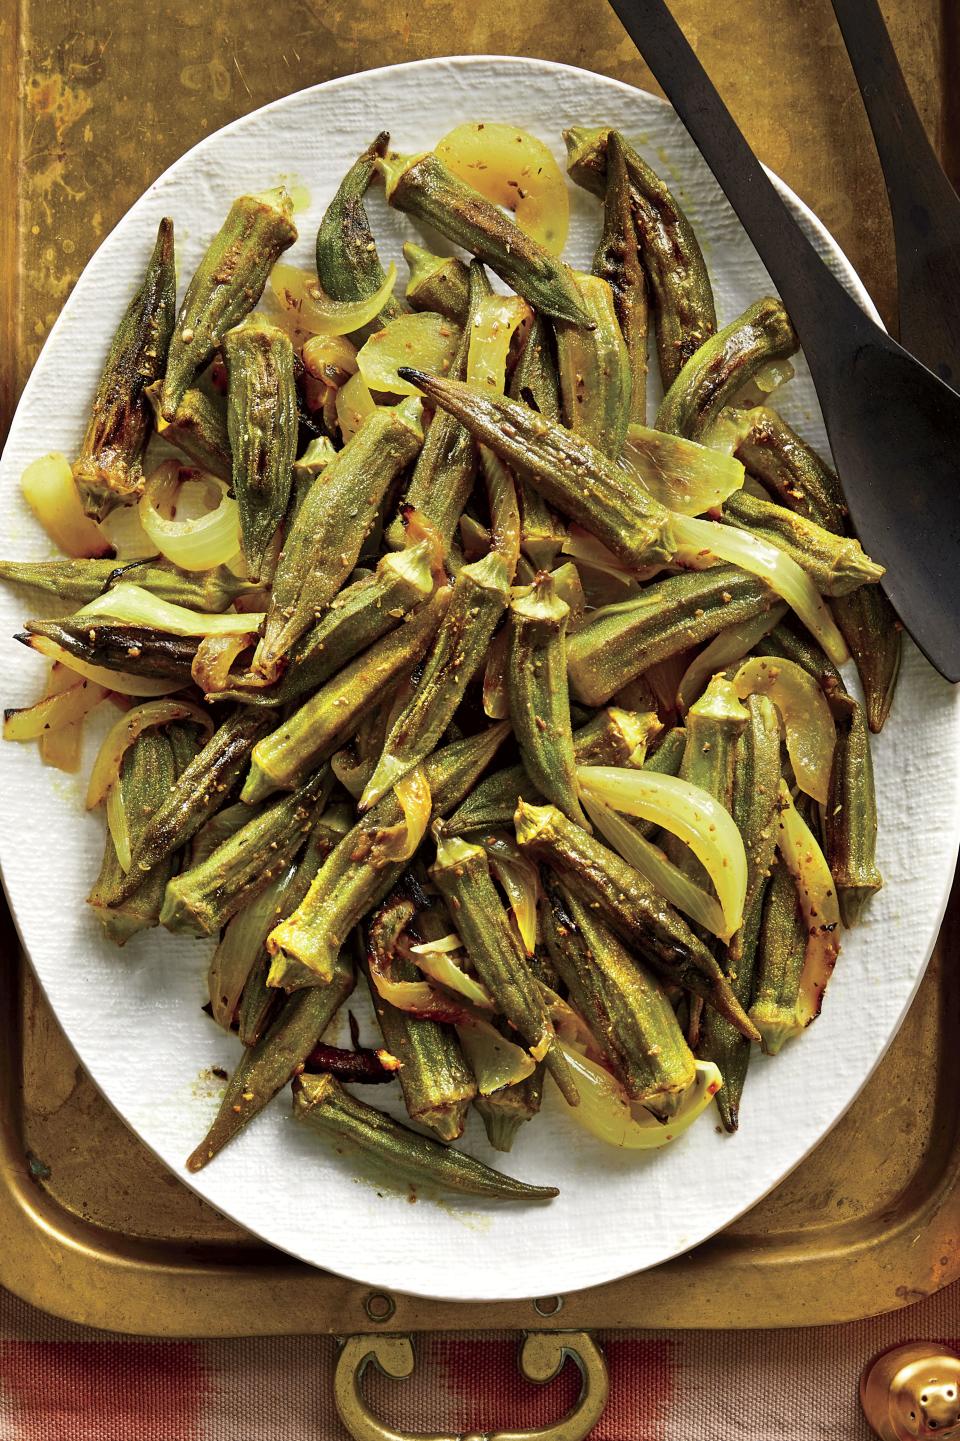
[592, 130, 648, 422]
[749, 855, 808, 1055]
[823, 699, 882, 926]
[566, 566, 777, 709]
[292, 1073, 557, 1200]
[0, 557, 249, 611]
[162, 188, 297, 419]
[21, 619, 198, 684]
[398, 371, 675, 569]
[403, 241, 470, 322]
[147, 382, 231, 481]
[515, 800, 759, 1041]
[241, 586, 450, 801]
[224, 317, 298, 579]
[666, 675, 748, 885]
[365, 899, 476, 1141]
[475, 1069, 544, 1153]
[832, 588, 902, 734]
[656, 298, 799, 440]
[187, 951, 356, 1171]
[430, 835, 579, 1105]
[161, 768, 330, 936]
[360, 551, 510, 810]
[74, 218, 177, 518]
[508, 317, 567, 570]
[543, 878, 695, 1115]
[266, 724, 510, 985]
[259, 399, 424, 672]
[316, 133, 407, 327]
[722, 490, 884, 598]
[564, 126, 715, 388]
[555, 273, 632, 460]
[379, 150, 593, 328]
[506, 571, 585, 826]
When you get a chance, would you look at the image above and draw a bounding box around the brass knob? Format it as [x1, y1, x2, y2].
[861, 1344, 960, 1439]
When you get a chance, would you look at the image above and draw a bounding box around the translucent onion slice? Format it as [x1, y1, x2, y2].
[357, 313, 462, 397]
[408, 932, 463, 955]
[776, 780, 842, 1027]
[192, 631, 258, 695]
[557, 1045, 722, 1149]
[98, 501, 158, 561]
[577, 765, 747, 940]
[367, 943, 468, 1024]
[485, 837, 540, 956]
[734, 656, 836, 805]
[139, 462, 241, 572]
[76, 583, 264, 637]
[3, 675, 110, 742]
[21, 453, 111, 558]
[583, 793, 728, 938]
[375, 766, 432, 863]
[407, 942, 495, 1010]
[644, 651, 689, 716]
[106, 780, 133, 871]
[38, 664, 88, 773]
[25, 634, 182, 697]
[86, 698, 213, 808]
[540, 985, 603, 1057]
[435, 122, 570, 256]
[676, 604, 787, 714]
[562, 526, 638, 586]
[467, 294, 531, 393]
[702, 406, 764, 457]
[270, 261, 398, 336]
[621, 424, 746, 515]
[335, 370, 378, 440]
[455, 1017, 536, 1095]
[301, 333, 359, 382]
[670, 512, 850, 667]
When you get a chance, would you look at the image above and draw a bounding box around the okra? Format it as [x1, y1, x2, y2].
[666, 675, 748, 884]
[160, 769, 330, 936]
[508, 317, 566, 576]
[398, 371, 675, 569]
[566, 566, 777, 708]
[475, 1068, 544, 1153]
[224, 317, 298, 579]
[379, 149, 593, 328]
[430, 834, 579, 1105]
[564, 126, 716, 388]
[162, 188, 297, 418]
[365, 899, 476, 1141]
[259, 399, 424, 672]
[241, 587, 450, 802]
[21, 620, 198, 685]
[360, 550, 510, 810]
[293, 1072, 558, 1200]
[146, 382, 231, 481]
[833, 588, 902, 733]
[186, 950, 355, 1171]
[722, 490, 883, 597]
[316, 133, 406, 327]
[292, 435, 338, 488]
[555, 273, 632, 460]
[823, 700, 882, 926]
[506, 571, 585, 826]
[656, 298, 799, 440]
[74, 218, 177, 518]
[403, 241, 470, 322]
[266, 724, 510, 985]
[515, 800, 758, 1040]
[0, 557, 250, 612]
[749, 855, 808, 1054]
[592, 130, 648, 422]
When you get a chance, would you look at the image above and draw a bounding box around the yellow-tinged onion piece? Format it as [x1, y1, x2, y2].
[577, 764, 747, 940]
[192, 631, 258, 695]
[139, 462, 241, 572]
[621, 424, 746, 515]
[407, 936, 495, 1010]
[76, 583, 264, 637]
[37, 663, 88, 773]
[367, 940, 469, 1023]
[86, 698, 213, 809]
[455, 1016, 536, 1095]
[482, 629, 510, 720]
[557, 1045, 722, 1149]
[676, 604, 787, 714]
[775, 780, 842, 1027]
[669, 512, 850, 667]
[467, 294, 531, 393]
[24, 634, 183, 698]
[270, 260, 398, 336]
[3, 675, 110, 742]
[98, 502, 158, 561]
[301, 333, 359, 383]
[357, 313, 462, 397]
[734, 656, 836, 805]
[335, 370, 378, 441]
[21, 453, 111, 559]
[435, 122, 570, 255]
[375, 766, 432, 863]
[562, 526, 640, 587]
[484, 837, 540, 956]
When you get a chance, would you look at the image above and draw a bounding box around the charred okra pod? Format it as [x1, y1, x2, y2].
[823, 700, 882, 926]
[430, 834, 579, 1106]
[74, 218, 177, 518]
[398, 371, 675, 568]
[21, 619, 198, 685]
[508, 317, 566, 570]
[514, 800, 758, 1041]
[316, 132, 407, 327]
[0, 557, 253, 612]
[566, 565, 777, 709]
[833, 588, 901, 734]
[564, 126, 716, 388]
[292, 1073, 558, 1200]
[379, 149, 593, 328]
[722, 490, 883, 598]
[656, 298, 798, 440]
[147, 382, 231, 480]
[224, 317, 298, 579]
[555, 274, 632, 460]
[162, 188, 297, 418]
[475, 1069, 544, 1153]
[403, 241, 470, 322]
[592, 129, 648, 422]
[749, 855, 809, 1055]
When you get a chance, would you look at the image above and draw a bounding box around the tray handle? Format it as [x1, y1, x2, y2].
[861, 1344, 960, 1439]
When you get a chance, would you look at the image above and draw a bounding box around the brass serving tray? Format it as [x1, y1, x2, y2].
[1, 0, 958, 1337]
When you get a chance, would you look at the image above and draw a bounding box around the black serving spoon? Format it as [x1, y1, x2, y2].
[606, 0, 960, 684]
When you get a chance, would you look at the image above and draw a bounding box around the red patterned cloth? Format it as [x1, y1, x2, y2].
[3, 1280, 960, 1438]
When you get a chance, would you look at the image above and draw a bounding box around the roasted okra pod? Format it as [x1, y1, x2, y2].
[147, 382, 232, 481]
[555, 273, 632, 459]
[592, 129, 648, 422]
[316, 132, 407, 327]
[403, 241, 470, 321]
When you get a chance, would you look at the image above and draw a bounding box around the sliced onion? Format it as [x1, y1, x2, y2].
[271, 260, 397, 336]
[540, 985, 603, 1058]
[583, 793, 728, 938]
[76, 582, 264, 636]
[407, 941, 495, 1009]
[549, 561, 586, 630]
[734, 656, 836, 805]
[21, 452, 111, 558]
[301, 333, 359, 383]
[677, 604, 787, 713]
[670, 513, 850, 667]
[37, 663, 88, 773]
[562, 526, 638, 586]
[484, 836, 540, 956]
[192, 631, 258, 695]
[371, 766, 432, 864]
[557, 1046, 722, 1149]
[702, 406, 765, 457]
[86, 698, 212, 809]
[367, 941, 468, 1023]
[621, 424, 745, 515]
[106, 780, 133, 871]
[482, 628, 510, 719]
[408, 932, 463, 955]
[644, 650, 690, 716]
[335, 370, 378, 440]
[455, 1017, 536, 1094]
[357, 313, 462, 396]
[467, 295, 531, 393]
[98, 502, 157, 561]
[139, 462, 241, 572]
[24, 634, 183, 697]
[776, 780, 842, 1027]
[4, 674, 110, 742]
[576, 765, 747, 941]
[435, 122, 570, 255]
